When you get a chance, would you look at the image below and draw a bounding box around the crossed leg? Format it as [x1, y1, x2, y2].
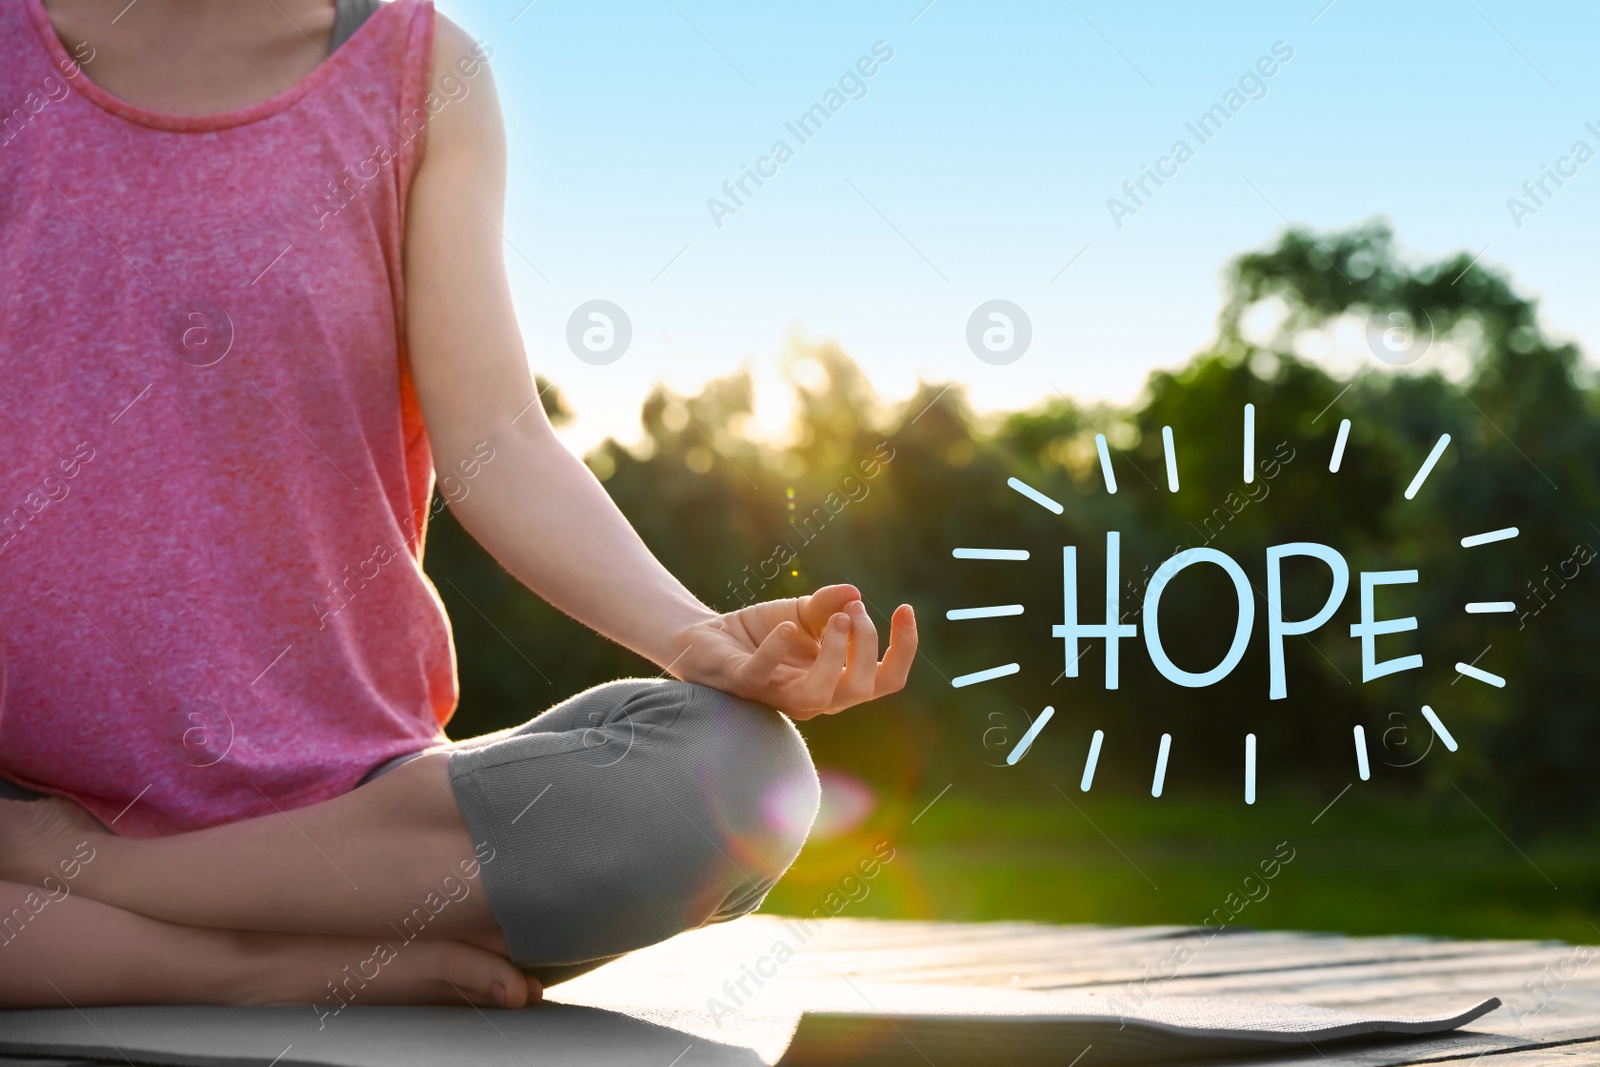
[0, 762, 534, 1010]
[0, 875, 533, 1010]
[1, 752, 503, 942]
[0, 680, 819, 1009]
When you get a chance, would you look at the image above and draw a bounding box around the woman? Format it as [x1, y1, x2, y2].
[0, 0, 916, 1010]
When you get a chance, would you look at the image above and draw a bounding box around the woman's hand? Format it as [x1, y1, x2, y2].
[669, 585, 917, 720]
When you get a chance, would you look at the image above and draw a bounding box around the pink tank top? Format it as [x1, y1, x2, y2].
[0, 0, 457, 837]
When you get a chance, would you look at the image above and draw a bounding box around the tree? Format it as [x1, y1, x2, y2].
[425, 222, 1598, 831]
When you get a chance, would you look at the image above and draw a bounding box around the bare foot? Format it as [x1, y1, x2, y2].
[234, 932, 542, 1011]
[0, 797, 105, 885]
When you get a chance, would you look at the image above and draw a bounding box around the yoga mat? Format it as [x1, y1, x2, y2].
[772, 983, 1504, 1065]
[0, 983, 1500, 1067]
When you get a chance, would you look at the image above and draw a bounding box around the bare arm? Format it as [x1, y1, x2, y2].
[402, 21, 915, 717]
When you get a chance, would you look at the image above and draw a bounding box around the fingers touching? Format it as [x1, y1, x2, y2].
[798, 584, 860, 636]
[773, 596, 915, 718]
[735, 621, 799, 691]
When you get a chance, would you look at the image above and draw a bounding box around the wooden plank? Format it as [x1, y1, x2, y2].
[1083, 951, 1600, 1042]
[725, 918, 1556, 994]
[1477, 1038, 1600, 1063]
[623, 917, 1566, 998]
[780, 921, 1578, 1005]
[6, 916, 1590, 1067]
[1134, 948, 1577, 998]
[1190, 1035, 1600, 1066]
[777, 919, 1546, 967]
[603, 917, 1600, 1063]
[813, 942, 1537, 992]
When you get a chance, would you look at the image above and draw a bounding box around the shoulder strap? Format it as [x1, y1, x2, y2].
[331, 0, 383, 52]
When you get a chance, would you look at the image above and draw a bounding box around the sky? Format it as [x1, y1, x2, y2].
[436, 0, 1600, 454]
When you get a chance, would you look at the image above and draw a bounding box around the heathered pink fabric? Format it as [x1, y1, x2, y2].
[0, 0, 459, 837]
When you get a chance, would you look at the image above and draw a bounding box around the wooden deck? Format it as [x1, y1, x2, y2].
[557, 914, 1594, 1065]
[2, 915, 1594, 1065]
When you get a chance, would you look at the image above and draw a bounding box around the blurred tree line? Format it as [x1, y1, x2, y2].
[424, 223, 1599, 833]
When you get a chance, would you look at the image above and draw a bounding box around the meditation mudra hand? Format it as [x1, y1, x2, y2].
[0, 0, 915, 1011]
[673, 586, 917, 719]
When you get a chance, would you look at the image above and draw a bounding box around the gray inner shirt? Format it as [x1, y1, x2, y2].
[330, 0, 382, 52]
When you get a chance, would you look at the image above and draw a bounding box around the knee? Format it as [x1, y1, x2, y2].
[458, 679, 821, 967]
[669, 683, 819, 914]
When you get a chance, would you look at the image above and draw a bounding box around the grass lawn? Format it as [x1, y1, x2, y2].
[761, 787, 1598, 945]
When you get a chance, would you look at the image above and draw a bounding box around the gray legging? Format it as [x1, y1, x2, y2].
[1, 679, 821, 987]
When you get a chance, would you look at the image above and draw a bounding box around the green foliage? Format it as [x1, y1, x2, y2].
[766, 793, 1600, 943]
[425, 222, 1599, 839]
